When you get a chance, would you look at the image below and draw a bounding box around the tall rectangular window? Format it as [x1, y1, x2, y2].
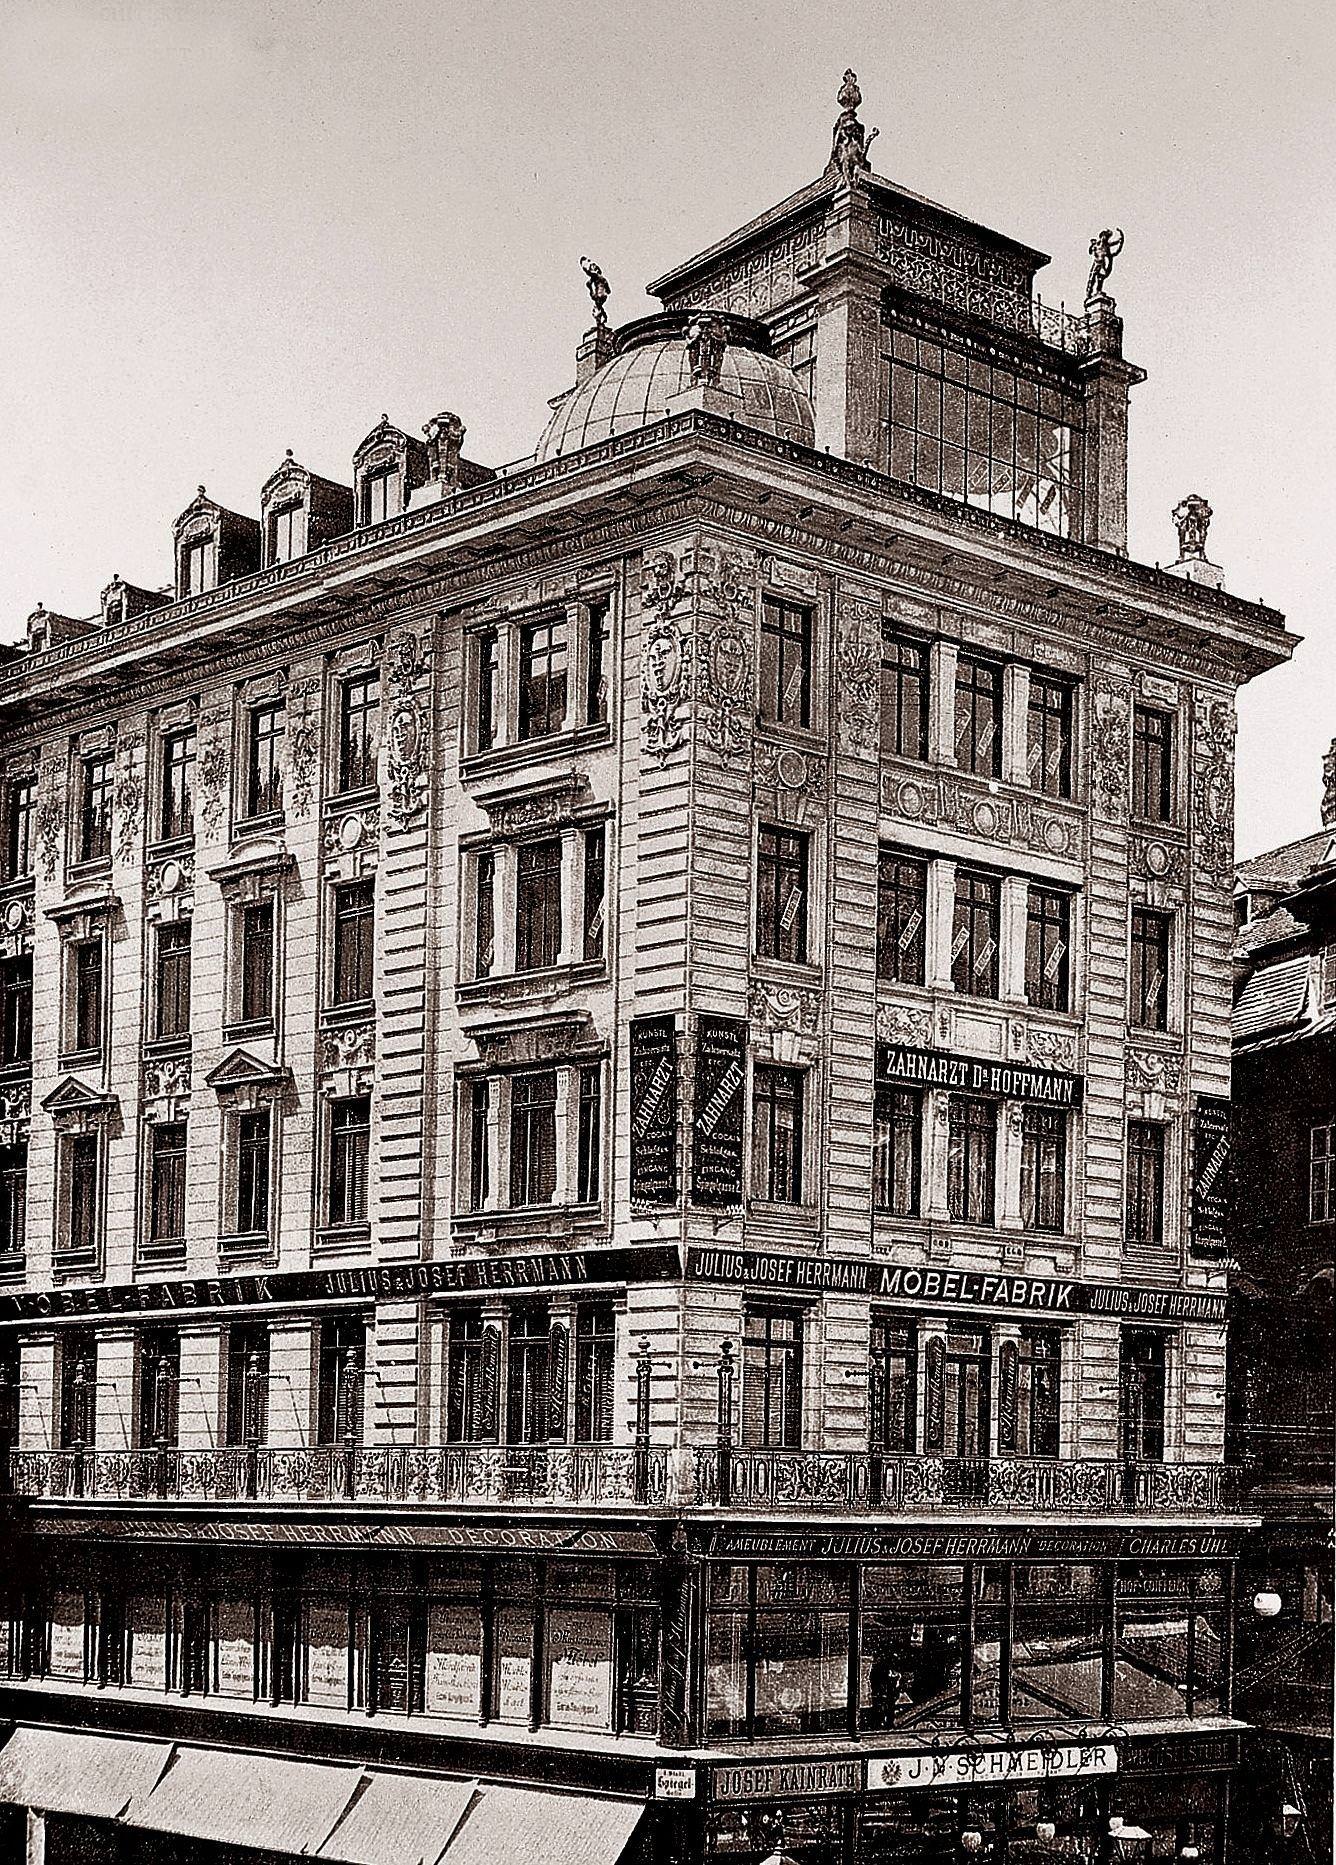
[1125, 1120, 1166, 1246]
[575, 1304, 615, 1443]
[138, 1329, 180, 1447]
[515, 837, 563, 971]
[149, 1122, 188, 1245]
[338, 672, 380, 793]
[154, 921, 192, 1040]
[1026, 885, 1071, 1012]
[947, 1095, 995, 1225]
[756, 826, 809, 964]
[881, 635, 928, 760]
[72, 939, 103, 1053]
[506, 1307, 551, 1445]
[317, 1315, 365, 1445]
[79, 753, 113, 863]
[998, 1330, 1061, 1458]
[576, 1064, 602, 1204]
[446, 1312, 491, 1443]
[1120, 1329, 1167, 1461]
[952, 869, 1000, 999]
[328, 1097, 371, 1226]
[4, 775, 35, 880]
[1310, 1121, 1336, 1222]
[474, 629, 499, 752]
[246, 703, 285, 818]
[473, 851, 495, 979]
[759, 595, 813, 729]
[239, 901, 275, 1024]
[954, 656, 1002, 777]
[159, 730, 196, 841]
[871, 1318, 917, 1453]
[518, 614, 568, 740]
[873, 1083, 921, 1217]
[332, 881, 375, 1005]
[184, 538, 211, 597]
[235, 1110, 271, 1236]
[59, 1331, 97, 1448]
[225, 1324, 269, 1446]
[467, 1080, 490, 1212]
[509, 1069, 558, 1207]
[1132, 706, 1174, 822]
[775, 325, 816, 399]
[932, 1327, 991, 1458]
[585, 598, 610, 726]
[0, 1143, 26, 1257]
[66, 1135, 101, 1256]
[583, 825, 606, 963]
[1021, 1107, 1066, 1234]
[876, 851, 927, 985]
[269, 503, 301, 565]
[1027, 674, 1074, 799]
[0, 957, 32, 1066]
[742, 1308, 803, 1448]
[363, 468, 395, 526]
[1131, 909, 1171, 1030]
[751, 1065, 804, 1204]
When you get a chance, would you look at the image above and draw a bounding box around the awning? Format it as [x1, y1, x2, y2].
[443, 1783, 645, 1865]
[318, 1771, 478, 1865]
[0, 1727, 172, 1821]
[126, 1744, 362, 1855]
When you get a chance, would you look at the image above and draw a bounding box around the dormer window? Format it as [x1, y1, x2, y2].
[363, 467, 396, 526]
[269, 504, 302, 565]
[184, 538, 212, 598]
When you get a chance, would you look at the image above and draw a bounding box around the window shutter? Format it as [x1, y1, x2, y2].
[548, 1322, 569, 1441]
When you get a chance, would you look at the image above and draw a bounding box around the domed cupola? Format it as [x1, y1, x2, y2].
[536, 310, 815, 462]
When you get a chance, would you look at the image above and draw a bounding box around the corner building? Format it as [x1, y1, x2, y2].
[0, 82, 1293, 1865]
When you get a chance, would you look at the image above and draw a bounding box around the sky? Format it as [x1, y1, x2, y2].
[0, 0, 1331, 856]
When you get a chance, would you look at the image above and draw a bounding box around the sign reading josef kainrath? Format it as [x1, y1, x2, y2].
[867, 1743, 1117, 1791]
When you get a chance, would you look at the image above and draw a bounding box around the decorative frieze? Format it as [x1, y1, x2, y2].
[0, 893, 34, 958]
[196, 709, 230, 840]
[113, 732, 143, 863]
[1089, 679, 1132, 820]
[748, 979, 822, 1062]
[835, 591, 881, 754]
[323, 802, 381, 875]
[286, 678, 319, 821]
[0, 1080, 31, 1147]
[1026, 1025, 1079, 1073]
[384, 629, 431, 829]
[1125, 1048, 1184, 1095]
[476, 779, 586, 840]
[875, 1000, 934, 1048]
[1130, 833, 1185, 888]
[145, 852, 195, 920]
[754, 741, 827, 821]
[1192, 696, 1235, 884]
[34, 759, 64, 881]
[319, 1022, 376, 1072]
[881, 767, 1082, 862]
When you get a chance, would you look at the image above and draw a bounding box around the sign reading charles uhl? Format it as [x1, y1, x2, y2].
[867, 1743, 1117, 1791]
[1190, 1094, 1231, 1250]
[877, 1042, 1083, 1110]
[629, 1015, 679, 1205]
[691, 1014, 747, 1207]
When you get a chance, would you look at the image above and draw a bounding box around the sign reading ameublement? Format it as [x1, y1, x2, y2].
[692, 1015, 747, 1207]
[877, 1043, 1083, 1109]
[1190, 1095, 1231, 1249]
[629, 1015, 679, 1205]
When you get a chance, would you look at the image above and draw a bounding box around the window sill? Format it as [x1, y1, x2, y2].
[223, 1019, 276, 1045]
[146, 833, 195, 860]
[321, 999, 375, 1026]
[315, 1224, 372, 1258]
[0, 1251, 26, 1283]
[751, 956, 822, 985]
[461, 721, 612, 781]
[747, 1201, 819, 1230]
[57, 1047, 103, 1072]
[323, 785, 379, 812]
[756, 720, 826, 753]
[451, 1203, 604, 1247]
[52, 1248, 101, 1279]
[66, 857, 112, 884]
[142, 1034, 193, 1059]
[218, 1231, 275, 1264]
[137, 1237, 187, 1268]
[235, 810, 285, 837]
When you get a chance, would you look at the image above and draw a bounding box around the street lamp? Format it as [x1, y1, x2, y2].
[961, 1832, 984, 1854]
[1252, 1589, 1283, 1618]
[1036, 1823, 1058, 1845]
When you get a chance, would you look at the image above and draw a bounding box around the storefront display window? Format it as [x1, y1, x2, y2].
[860, 1565, 964, 1732]
[493, 1605, 534, 1722]
[48, 1588, 85, 1679]
[426, 1601, 484, 1719]
[1011, 1564, 1104, 1722]
[125, 1593, 166, 1689]
[545, 1606, 614, 1730]
[214, 1598, 256, 1698]
[304, 1599, 351, 1707]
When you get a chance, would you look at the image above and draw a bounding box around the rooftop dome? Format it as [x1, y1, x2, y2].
[536, 311, 815, 462]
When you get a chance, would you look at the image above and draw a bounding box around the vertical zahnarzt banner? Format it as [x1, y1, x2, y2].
[629, 1015, 679, 1204]
[691, 1014, 747, 1206]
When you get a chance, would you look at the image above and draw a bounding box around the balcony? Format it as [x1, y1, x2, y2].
[1, 1445, 1242, 1516]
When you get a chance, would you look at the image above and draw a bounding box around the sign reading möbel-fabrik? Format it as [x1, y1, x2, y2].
[867, 1744, 1117, 1791]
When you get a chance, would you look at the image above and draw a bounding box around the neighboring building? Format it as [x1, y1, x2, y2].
[1228, 756, 1336, 1865]
[0, 74, 1295, 1865]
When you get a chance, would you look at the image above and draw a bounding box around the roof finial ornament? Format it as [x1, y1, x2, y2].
[1085, 227, 1124, 302]
[580, 256, 611, 328]
[827, 69, 877, 186]
[1173, 492, 1213, 561]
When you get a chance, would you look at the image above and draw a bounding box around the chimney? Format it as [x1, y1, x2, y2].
[423, 412, 466, 489]
[1322, 738, 1336, 829]
[574, 323, 615, 388]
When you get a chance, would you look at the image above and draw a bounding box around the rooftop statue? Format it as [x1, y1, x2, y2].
[827, 69, 878, 186]
[1173, 492, 1213, 561]
[580, 255, 612, 328]
[686, 314, 727, 388]
[1086, 227, 1124, 301]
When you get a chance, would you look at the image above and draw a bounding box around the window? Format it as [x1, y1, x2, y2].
[509, 1069, 557, 1207]
[159, 729, 196, 841]
[446, 1311, 493, 1442]
[79, 753, 113, 863]
[954, 657, 1002, 777]
[518, 614, 568, 740]
[154, 922, 192, 1040]
[225, 1324, 269, 1446]
[775, 325, 816, 399]
[337, 672, 380, 793]
[583, 825, 606, 962]
[751, 1065, 804, 1204]
[473, 851, 495, 978]
[269, 503, 301, 564]
[59, 1332, 97, 1448]
[239, 901, 275, 1025]
[516, 837, 563, 971]
[1021, 1107, 1066, 1233]
[474, 628, 499, 752]
[66, 1134, 101, 1257]
[1026, 886, 1071, 1012]
[328, 1097, 371, 1226]
[998, 1329, 1061, 1457]
[235, 1110, 271, 1236]
[467, 1080, 490, 1212]
[585, 597, 610, 726]
[148, 1122, 187, 1246]
[742, 1308, 803, 1448]
[507, 1306, 551, 1444]
[1120, 1329, 1167, 1461]
[877, 852, 927, 985]
[0, 1143, 26, 1256]
[926, 1327, 991, 1458]
[1132, 706, 1174, 821]
[756, 825, 809, 964]
[881, 634, 929, 760]
[362, 467, 395, 526]
[859, 1562, 966, 1732]
[1012, 1564, 1103, 1721]
[4, 775, 34, 879]
[947, 1095, 995, 1225]
[873, 1082, 921, 1217]
[1125, 1120, 1166, 1246]
[576, 1064, 601, 1204]
[1131, 908, 1171, 1030]
[1028, 674, 1074, 798]
[332, 881, 375, 1005]
[759, 594, 813, 729]
[184, 538, 211, 597]
[0, 957, 32, 1066]
[317, 1315, 365, 1445]
[575, 1304, 615, 1442]
[952, 869, 1000, 998]
[71, 938, 103, 1053]
[1321, 946, 1336, 1011]
[871, 1318, 917, 1454]
[1310, 1121, 1336, 1222]
[138, 1329, 179, 1447]
[246, 703, 285, 818]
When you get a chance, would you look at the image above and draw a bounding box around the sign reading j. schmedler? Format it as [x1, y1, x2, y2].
[867, 1743, 1117, 1792]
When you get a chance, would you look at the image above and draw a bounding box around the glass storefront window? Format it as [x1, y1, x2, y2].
[752, 1607, 849, 1735]
[303, 1599, 350, 1707]
[706, 1609, 747, 1738]
[1115, 1604, 1190, 1719]
[125, 1593, 166, 1689]
[425, 1601, 483, 1719]
[861, 1566, 966, 1732]
[545, 1606, 614, 1730]
[48, 1588, 85, 1679]
[1011, 1565, 1104, 1722]
[214, 1598, 255, 1698]
[493, 1605, 534, 1723]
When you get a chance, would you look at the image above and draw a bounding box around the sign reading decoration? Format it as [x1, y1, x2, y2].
[878, 1042, 1083, 1110]
[867, 1744, 1117, 1791]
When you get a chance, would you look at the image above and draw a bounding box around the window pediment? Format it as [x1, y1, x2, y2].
[42, 1076, 118, 1133]
[44, 893, 120, 943]
[208, 848, 294, 904]
[465, 1012, 597, 1071]
[206, 1048, 293, 1108]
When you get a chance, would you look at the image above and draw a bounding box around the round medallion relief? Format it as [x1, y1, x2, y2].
[775, 748, 808, 791]
[1144, 841, 1172, 877]
[1042, 818, 1071, 856]
[158, 859, 183, 896]
[897, 781, 925, 819]
[3, 901, 24, 934]
[972, 800, 998, 837]
[338, 813, 366, 852]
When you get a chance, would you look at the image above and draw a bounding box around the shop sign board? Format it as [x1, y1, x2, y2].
[1190, 1095, 1231, 1249]
[691, 1015, 747, 1206]
[877, 1042, 1083, 1110]
[867, 1744, 1117, 1791]
[629, 1015, 679, 1205]
[655, 1767, 698, 1801]
[712, 1759, 862, 1801]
